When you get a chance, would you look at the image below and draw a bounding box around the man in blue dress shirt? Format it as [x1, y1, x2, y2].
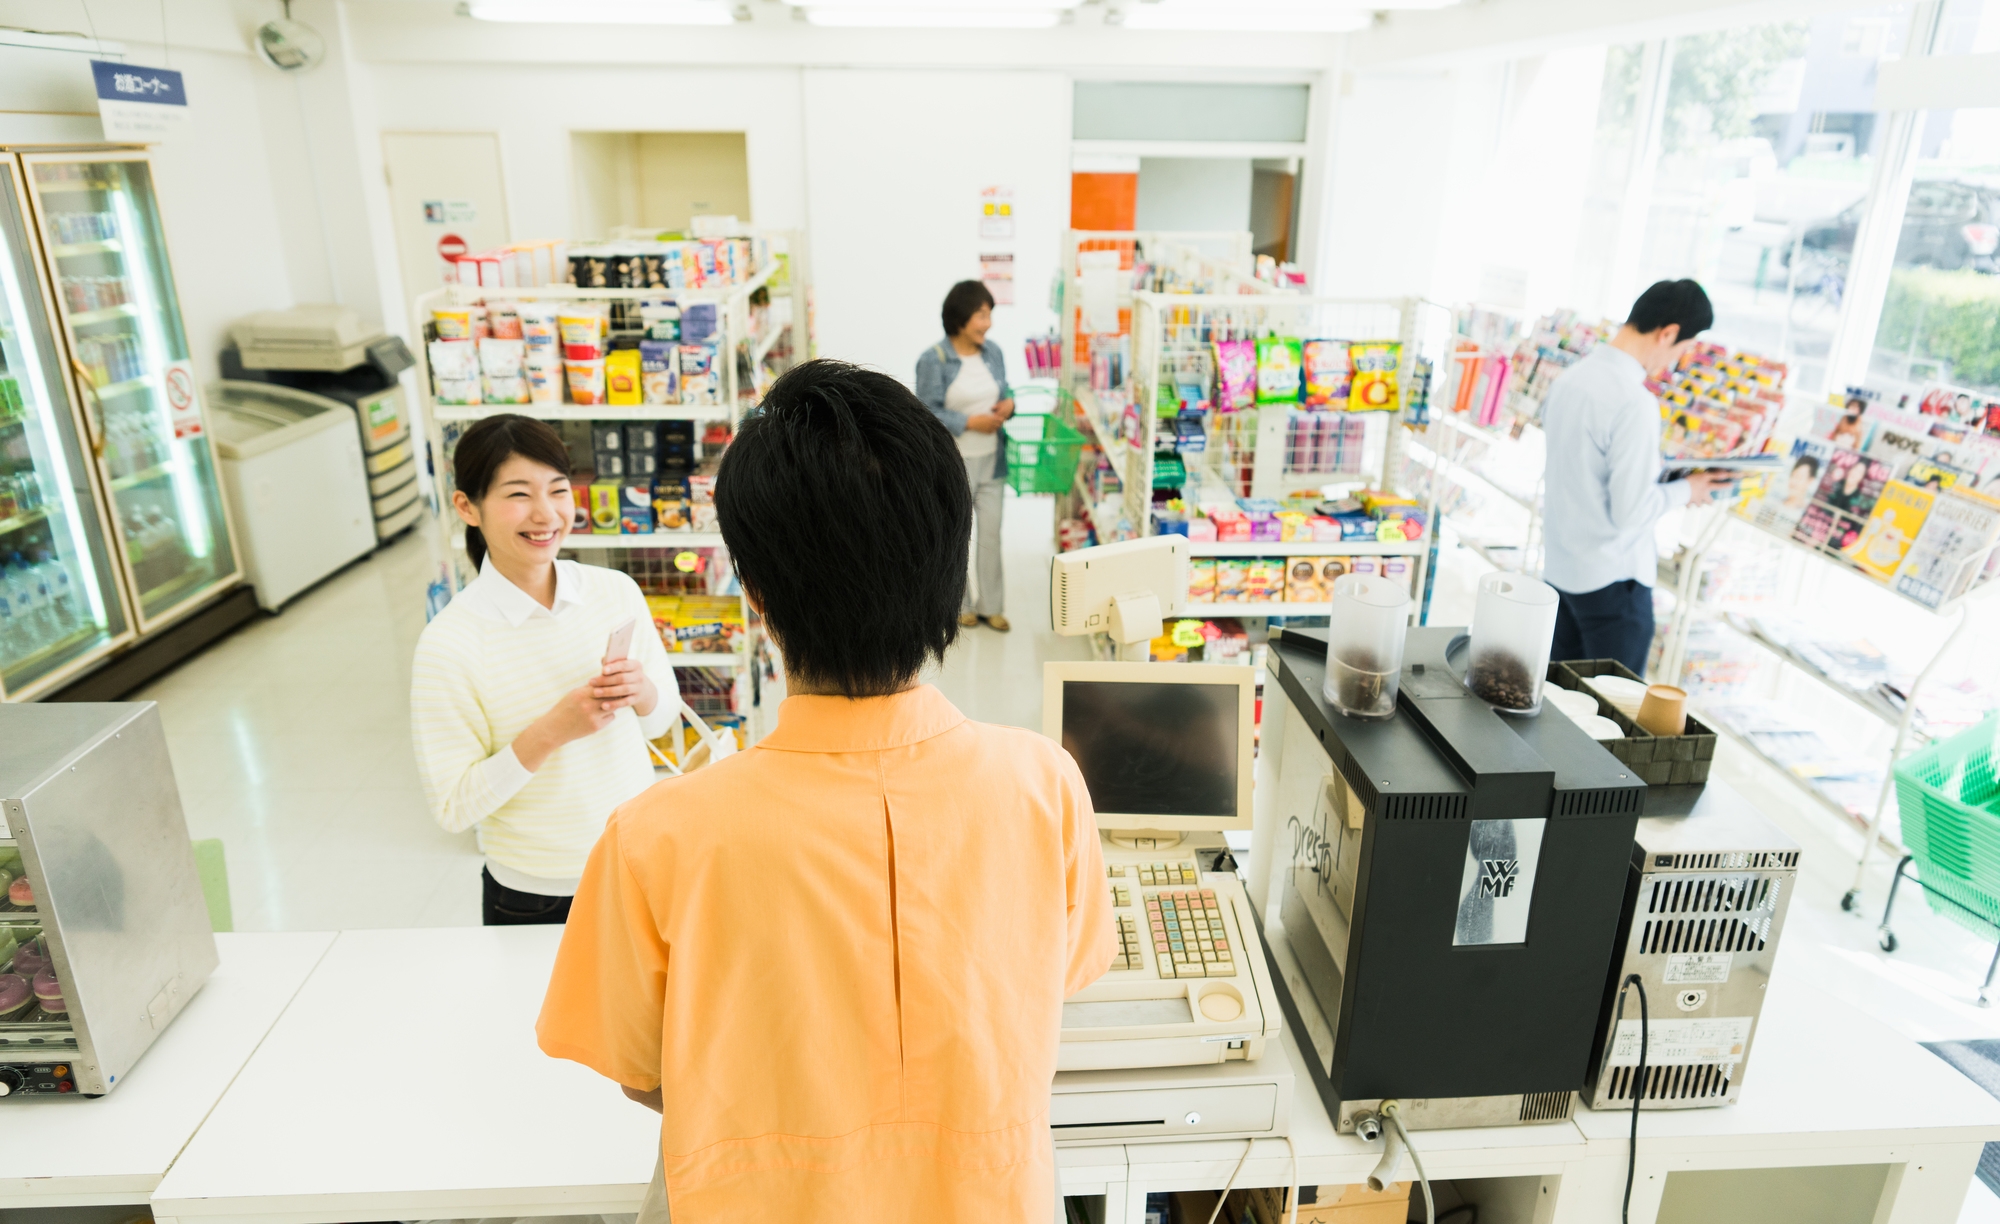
[1540, 280, 1732, 675]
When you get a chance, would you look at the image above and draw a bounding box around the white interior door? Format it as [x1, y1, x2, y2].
[380, 133, 511, 310]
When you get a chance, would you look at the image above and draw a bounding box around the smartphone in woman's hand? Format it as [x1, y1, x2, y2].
[604, 617, 636, 665]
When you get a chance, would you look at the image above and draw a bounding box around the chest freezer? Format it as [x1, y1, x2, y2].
[209, 381, 376, 611]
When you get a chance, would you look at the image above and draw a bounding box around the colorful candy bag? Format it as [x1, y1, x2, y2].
[1214, 339, 1257, 412]
[1303, 340, 1351, 408]
[1348, 341, 1402, 412]
[1256, 337, 1304, 403]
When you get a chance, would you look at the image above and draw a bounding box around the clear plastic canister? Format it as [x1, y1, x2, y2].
[1323, 573, 1410, 719]
[1464, 572, 1560, 715]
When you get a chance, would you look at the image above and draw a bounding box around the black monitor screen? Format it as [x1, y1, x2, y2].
[1060, 681, 1239, 819]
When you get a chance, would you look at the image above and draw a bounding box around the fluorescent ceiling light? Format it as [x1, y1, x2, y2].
[1119, 0, 1449, 31]
[467, 0, 737, 22]
[794, 0, 1076, 7]
[803, 7, 1063, 25]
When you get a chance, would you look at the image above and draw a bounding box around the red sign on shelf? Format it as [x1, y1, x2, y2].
[437, 233, 468, 260]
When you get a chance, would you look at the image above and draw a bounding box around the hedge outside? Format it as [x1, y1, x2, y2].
[1875, 266, 2000, 392]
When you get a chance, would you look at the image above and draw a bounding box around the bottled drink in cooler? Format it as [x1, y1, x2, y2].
[32, 550, 77, 638]
[1, 559, 44, 652]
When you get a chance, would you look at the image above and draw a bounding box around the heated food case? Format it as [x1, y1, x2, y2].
[0, 702, 217, 1096]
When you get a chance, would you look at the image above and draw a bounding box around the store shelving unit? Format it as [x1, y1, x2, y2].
[1051, 230, 1268, 549]
[1409, 411, 1546, 575]
[408, 238, 808, 744]
[1070, 289, 1449, 621]
[1660, 502, 1998, 911]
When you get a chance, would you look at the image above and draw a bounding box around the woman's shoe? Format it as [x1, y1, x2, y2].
[983, 615, 1011, 632]
[959, 612, 980, 628]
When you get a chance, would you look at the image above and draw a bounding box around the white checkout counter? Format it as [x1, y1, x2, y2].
[0, 928, 1991, 1224]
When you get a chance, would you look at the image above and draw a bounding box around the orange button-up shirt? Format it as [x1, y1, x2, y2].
[538, 685, 1116, 1223]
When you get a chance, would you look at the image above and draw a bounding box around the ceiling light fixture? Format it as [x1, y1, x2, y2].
[1116, 0, 1417, 31]
[801, 7, 1064, 26]
[465, 0, 737, 23]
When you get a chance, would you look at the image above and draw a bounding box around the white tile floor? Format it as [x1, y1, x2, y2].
[132, 503, 2000, 1219]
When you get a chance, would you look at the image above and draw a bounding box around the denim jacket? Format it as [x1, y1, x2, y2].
[914, 338, 1011, 478]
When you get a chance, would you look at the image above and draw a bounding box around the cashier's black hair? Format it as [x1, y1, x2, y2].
[941, 279, 995, 340]
[717, 359, 969, 697]
[1626, 279, 1714, 340]
[453, 413, 573, 571]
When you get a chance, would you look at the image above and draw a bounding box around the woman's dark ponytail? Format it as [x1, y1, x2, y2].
[453, 414, 572, 569]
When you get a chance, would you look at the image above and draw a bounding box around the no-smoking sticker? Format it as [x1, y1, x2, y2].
[164, 359, 203, 440]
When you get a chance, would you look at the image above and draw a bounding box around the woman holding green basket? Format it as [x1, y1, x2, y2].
[915, 280, 1014, 632]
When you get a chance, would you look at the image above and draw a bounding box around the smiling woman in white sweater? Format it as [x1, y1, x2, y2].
[410, 414, 678, 925]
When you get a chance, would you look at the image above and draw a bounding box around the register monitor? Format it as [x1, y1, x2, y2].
[1045, 662, 1283, 1077]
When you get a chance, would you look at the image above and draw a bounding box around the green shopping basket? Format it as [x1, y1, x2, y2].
[1003, 411, 1088, 496]
[1878, 710, 2000, 1003]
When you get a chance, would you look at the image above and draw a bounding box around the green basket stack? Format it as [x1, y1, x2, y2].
[1003, 411, 1088, 496]
[1894, 710, 2000, 938]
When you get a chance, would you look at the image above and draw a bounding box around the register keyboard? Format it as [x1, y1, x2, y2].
[1058, 836, 1282, 1072]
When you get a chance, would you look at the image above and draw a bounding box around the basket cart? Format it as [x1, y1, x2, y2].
[1003, 402, 1089, 497]
[1877, 711, 2000, 1004]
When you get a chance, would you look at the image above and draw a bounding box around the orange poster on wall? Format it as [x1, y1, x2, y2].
[1071, 172, 1136, 231]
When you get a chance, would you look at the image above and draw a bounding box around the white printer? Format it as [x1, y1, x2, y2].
[225, 306, 422, 542]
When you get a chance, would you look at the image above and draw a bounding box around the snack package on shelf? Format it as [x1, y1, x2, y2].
[428, 339, 480, 405]
[1347, 341, 1401, 412]
[1302, 339, 1351, 409]
[1214, 339, 1257, 411]
[1255, 337, 1303, 403]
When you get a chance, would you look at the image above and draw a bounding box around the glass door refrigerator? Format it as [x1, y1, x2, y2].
[0, 159, 131, 699]
[15, 150, 239, 636]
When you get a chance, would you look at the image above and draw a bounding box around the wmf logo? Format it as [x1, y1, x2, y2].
[1478, 858, 1521, 898]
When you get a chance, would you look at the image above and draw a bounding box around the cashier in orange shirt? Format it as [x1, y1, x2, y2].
[537, 359, 1117, 1224]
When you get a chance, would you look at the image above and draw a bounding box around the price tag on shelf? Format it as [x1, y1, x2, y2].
[163, 360, 203, 439]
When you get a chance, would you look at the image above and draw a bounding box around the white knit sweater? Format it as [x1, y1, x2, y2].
[410, 559, 678, 893]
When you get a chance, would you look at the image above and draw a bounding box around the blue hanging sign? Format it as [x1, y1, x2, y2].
[88, 60, 188, 143]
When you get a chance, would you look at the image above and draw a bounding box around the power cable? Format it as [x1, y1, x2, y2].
[1616, 974, 1650, 1224]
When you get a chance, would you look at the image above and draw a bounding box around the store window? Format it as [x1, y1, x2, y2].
[1869, 142, 2000, 398]
[1072, 82, 1310, 143]
[1861, 0, 2000, 402]
[1626, 8, 1915, 394]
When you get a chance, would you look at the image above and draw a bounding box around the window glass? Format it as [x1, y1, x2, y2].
[1631, 8, 1913, 393]
[1072, 83, 1310, 143]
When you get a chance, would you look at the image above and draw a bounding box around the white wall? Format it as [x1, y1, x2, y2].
[365, 59, 808, 335]
[1314, 71, 1457, 299]
[0, 2, 299, 387]
[1134, 157, 1254, 233]
[801, 69, 1068, 386]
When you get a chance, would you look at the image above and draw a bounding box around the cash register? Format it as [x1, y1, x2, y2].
[1042, 539, 1291, 1144]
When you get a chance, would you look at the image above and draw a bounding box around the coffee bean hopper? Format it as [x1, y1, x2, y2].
[0, 703, 217, 1097]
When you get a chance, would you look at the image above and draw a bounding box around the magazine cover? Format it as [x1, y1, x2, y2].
[1905, 460, 1964, 492]
[1793, 502, 1839, 548]
[1745, 438, 1833, 535]
[1894, 488, 2000, 608]
[1814, 448, 1893, 518]
[1848, 480, 1936, 580]
[1826, 513, 1868, 553]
